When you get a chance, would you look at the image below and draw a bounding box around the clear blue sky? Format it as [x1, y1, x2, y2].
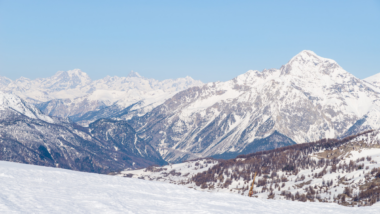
[0, 0, 379, 82]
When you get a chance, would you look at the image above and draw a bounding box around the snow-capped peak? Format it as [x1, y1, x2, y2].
[53, 69, 92, 82]
[66, 69, 90, 79]
[127, 71, 142, 78]
[281, 50, 343, 77]
[44, 69, 92, 90]
[291, 50, 318, 59]
[287, 50, 338, 67]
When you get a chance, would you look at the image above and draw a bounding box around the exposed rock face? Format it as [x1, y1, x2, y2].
[0, 92, 166, 173]
[125, 51, 380, 163]
[89, 119, 165, 166]
[211, 131, 296, 160]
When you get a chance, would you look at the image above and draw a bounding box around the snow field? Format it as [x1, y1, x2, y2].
[1, 161, 379, 213]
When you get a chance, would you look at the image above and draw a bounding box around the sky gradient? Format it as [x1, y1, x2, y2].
[0, 0, 379, 82]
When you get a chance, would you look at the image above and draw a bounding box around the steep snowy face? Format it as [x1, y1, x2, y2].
[0, 91, 54, 123]
[0, 70, 203, 119]
[127, 51, 380, 163]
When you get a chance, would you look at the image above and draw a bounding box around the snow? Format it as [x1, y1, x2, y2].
[0, 69, 203, 119]
[186, 89, 243, 113]
[364, 72, 380, 88]
[0, 161, 378, 213]
[132, 50, 380, 162]
[0, 91, 54, 123]
[121, 133, 380, 206]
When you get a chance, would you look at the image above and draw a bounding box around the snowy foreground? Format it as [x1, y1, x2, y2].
[0, 161, 379, 213]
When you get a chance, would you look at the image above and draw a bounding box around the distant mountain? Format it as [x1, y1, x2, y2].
[127, 70, 142, 78]
[0, 91, 166, 173]
[0, 70, 203, 121]
[364, 73, 380, 88]
[123, 50, 380, 162]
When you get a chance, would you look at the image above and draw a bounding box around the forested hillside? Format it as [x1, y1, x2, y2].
[120, 130, 380, 206]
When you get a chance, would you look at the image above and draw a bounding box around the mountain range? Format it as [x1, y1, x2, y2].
[1, 50, 380, 166]
[0, 69, 203, 123]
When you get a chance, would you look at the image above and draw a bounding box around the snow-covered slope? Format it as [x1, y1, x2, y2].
[364, 73, 380, 88]
[126, 50, 380, 162]
[1, 161, 379, 213]
[0, 91, 54, 123]
[0, 70, 203, 120]
[119, 130, 380, 207]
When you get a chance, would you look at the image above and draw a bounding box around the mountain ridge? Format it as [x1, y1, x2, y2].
[0, 92, 166, 172]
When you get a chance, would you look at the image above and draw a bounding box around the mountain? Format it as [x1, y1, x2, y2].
[119, 130, 380, 207]
[123, 50, 380, 163]
[3, 50, 380, 165]
[0, 92, 166, 173]
[1, 69, 92, 103]
[0, 70, 203, 121]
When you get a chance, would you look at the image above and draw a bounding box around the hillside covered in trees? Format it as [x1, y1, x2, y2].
[118, 130, 380, 206]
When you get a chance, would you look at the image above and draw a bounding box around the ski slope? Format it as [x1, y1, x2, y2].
[0, 161, 379, 213]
